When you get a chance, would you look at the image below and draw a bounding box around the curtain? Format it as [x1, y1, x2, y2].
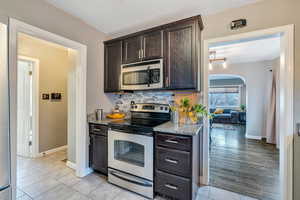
[266, 68, 277, 144]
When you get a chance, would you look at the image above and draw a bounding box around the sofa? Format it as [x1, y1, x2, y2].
[209, 108, 240, 124]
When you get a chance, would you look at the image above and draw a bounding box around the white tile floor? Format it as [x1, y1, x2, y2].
[17, 150, 258, 200]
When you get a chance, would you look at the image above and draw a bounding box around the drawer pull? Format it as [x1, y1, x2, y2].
[165, 158, 178, 164]
[165, 184, 178, 190]
[93, 128, 102, 132]
[165, 139, 178, 144]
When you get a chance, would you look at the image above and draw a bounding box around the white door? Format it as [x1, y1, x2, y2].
[17, 59, 33, 157]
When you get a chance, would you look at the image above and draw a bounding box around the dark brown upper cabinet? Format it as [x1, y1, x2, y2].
[122, 36, 141, 64]
[142, 30, 163, 61]
[103, 15, 203, 92]
[122, 30, 163, 64]
[104, 41, 122, 92]
[164, 19, 200, 90]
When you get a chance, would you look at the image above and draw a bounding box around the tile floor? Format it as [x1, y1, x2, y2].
[17, 150, 257, 200]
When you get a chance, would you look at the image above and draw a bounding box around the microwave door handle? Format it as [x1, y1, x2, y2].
[147, 66, 151, 87]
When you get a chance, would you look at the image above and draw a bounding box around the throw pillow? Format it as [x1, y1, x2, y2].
[214, 108, 224, 114]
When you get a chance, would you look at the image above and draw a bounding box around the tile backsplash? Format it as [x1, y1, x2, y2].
[110, 91, 201, 113]
[112, 91, 174, 112]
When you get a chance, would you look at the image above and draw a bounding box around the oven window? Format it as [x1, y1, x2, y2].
[123, 70, 149, 85]
[114, 140, 145, 167]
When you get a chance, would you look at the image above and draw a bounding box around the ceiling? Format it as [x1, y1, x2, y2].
[45, 0, 258, 36]
[209, 36, 281, 64]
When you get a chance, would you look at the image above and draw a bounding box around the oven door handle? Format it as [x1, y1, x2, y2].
[110, 171, 152, 187]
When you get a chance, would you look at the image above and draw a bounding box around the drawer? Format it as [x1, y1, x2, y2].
[89, 123, 108, 136]
[156, 146, 191, 178]
[155, 170, 191, 200]
[156, 133, 192, 151]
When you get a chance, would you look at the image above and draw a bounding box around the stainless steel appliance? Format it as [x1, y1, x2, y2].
[120, 59, 163, 90]
[108, 103, 170, 199]
[0, 23, 11, 200]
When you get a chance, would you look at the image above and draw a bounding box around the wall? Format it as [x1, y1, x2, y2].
[18, 34, 72, 153]
[209, 60, 274, 138]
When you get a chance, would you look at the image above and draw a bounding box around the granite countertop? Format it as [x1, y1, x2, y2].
[153, 121, 203, 136]
[88, 113, 203, 136]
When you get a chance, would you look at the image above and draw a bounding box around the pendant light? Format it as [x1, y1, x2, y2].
[223, 59, 227, 69]
[209, 62, 213, 71]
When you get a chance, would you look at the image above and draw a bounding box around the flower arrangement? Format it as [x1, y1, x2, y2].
[170, 97, 212, 124]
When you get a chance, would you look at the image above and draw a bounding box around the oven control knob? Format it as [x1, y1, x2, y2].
[160, 107, 163, 110]
[131, 105, 134, 109]
[135, 105, 138, 109]
[165, 107, 168, 111]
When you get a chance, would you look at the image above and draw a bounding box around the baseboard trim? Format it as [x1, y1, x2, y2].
[38, 145, 67, 157]
[77, 167, 93, 177]
[200, 176, 208, 185]
[246, 134, 262, 140]
[66, 161, 76, 170]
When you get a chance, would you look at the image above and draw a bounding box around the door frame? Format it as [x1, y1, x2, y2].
[9, 19, 88, 200]
[17, 56, 39, 158]
[202, 25, 294, 200]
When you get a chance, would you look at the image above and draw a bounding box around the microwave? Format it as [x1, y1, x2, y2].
[120, 59, 163, 90]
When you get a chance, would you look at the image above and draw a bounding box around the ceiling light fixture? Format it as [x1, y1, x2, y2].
[223, 59, 227, 69]
[209, 62, 213, 71]
[209, 50, 227, 70]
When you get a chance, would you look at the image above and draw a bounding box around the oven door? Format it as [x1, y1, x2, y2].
[108, 130, 153, 180]
[121, 60, 163, 90]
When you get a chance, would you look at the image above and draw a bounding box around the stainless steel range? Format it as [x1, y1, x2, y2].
[107, 103, 170, 199]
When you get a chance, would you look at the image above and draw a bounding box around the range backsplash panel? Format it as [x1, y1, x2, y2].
[112, 92, 174, 112]
[110, 91, 201, 113]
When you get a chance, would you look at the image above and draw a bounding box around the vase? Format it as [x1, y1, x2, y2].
[171, 110, 179, 124]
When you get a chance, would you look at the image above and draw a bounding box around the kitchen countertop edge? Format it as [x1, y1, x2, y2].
[88, 114, 203, 136]
[153, 121, 203, 136]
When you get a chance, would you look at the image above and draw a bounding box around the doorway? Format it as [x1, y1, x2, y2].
[202, 25, 294, 200]
[9, 19, 87, 200]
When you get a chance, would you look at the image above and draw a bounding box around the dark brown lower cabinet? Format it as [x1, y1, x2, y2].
[155, 131, 201, 200]
[89, 124, 108, 175]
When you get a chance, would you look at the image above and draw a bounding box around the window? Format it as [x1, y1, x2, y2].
[209, 86, 241, 108]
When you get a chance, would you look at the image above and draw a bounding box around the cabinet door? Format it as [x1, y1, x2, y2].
[164, 21, 197, 90]
[90, 134, 108, 175]
[104, 41, 122, 92]
[122, 36, 142, 64]
[142, 30, 163, 61]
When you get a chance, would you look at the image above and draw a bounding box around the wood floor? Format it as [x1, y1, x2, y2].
[209, 124, 280, 200]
